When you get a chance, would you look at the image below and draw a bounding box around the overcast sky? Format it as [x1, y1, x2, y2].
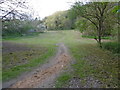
[27, 0, 119, 19]
[28, 0, 80, 19]
[1, 0, 119, 19]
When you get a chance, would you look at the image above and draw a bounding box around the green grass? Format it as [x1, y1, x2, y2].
[69, 43, 119, 87]
[3, 46, 47, 69]
[54, 31, 118, 88]
[2, 30, 77, 81]
[3, 30, 119, 88]
[3, 31, 63, 81]
[4, 31, 66, 46]
[3, 46, 55, 81]
[65, 33, 119, 88]
[55, 73, 71, 88]
[3, 32, 41, 40]
[102, 41, 120, 54]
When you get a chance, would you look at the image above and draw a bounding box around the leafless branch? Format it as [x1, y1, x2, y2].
[0, 0, 30, 20]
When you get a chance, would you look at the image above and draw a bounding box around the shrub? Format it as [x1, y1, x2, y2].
[82, 35, 111, 39]
[102, 42, 120, 54]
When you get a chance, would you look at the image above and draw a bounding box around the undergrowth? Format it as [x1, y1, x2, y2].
[102, 42, 120, 54]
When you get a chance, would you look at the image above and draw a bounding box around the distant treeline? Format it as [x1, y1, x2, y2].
[43, 11, 76, 30]
[2, 18, 45, 37]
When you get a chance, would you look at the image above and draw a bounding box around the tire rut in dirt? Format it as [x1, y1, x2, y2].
[10, 43, 71, 88]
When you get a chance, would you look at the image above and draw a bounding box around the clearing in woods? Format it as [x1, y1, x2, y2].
[2, 30, 119, 88]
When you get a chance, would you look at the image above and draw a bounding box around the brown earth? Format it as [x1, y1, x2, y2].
[2, 42, 32, 53]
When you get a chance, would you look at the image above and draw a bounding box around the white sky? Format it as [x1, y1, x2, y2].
[28, 0, 79, 19]
[1, 0, 119, 19]
[28, 0, 119, 19]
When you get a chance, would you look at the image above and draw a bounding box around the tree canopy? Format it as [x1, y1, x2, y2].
[70, 2, 119, 47]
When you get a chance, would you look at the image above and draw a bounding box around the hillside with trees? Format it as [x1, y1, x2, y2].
[44, 11, 76, 30]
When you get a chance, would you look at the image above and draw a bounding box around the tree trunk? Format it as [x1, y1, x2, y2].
[98, 19, 103, 48]
[98, 34, 102, 48]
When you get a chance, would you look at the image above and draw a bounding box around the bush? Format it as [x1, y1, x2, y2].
[82, 35, 111, 39]
[2, 19, 34, 37]
[102, 42, 120, 54]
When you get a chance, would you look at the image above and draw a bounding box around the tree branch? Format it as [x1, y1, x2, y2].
[1, 10, 14, 19]
[81, 15, 98, 30]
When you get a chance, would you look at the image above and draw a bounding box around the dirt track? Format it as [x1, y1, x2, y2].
[9, 43, 71, 88]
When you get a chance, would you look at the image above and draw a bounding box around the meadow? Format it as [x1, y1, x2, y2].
[2, 30, 119, 88]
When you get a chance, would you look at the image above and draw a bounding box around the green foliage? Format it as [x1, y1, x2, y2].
[82, 35, 111, 39]
[102, 42, 120, 54]
[2, 20, 32, 36]
[2, 18, 43, 37]
[2, 20, 21, 36]
[75, 18, 88, 33]
[70, 2, 118, 44]
[44, 11, 75, 30]
[112, 5, 119, 13]
[21, 22, 33, 33]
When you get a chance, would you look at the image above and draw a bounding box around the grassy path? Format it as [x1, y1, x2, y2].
[3, 30, 119, 88]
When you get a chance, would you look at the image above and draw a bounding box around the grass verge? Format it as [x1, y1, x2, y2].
[55, 31, 119, 88]
[3, 46, 55, 81]
[68, 43, 119, 88]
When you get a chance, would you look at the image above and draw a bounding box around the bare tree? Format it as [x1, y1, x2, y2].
[0, 0, 31, 21]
